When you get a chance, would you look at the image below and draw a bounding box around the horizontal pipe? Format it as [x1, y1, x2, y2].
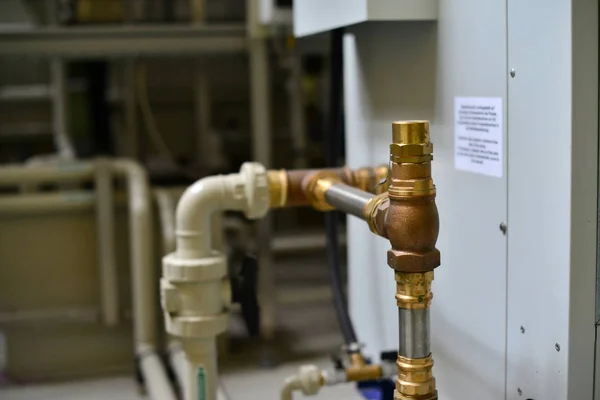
[324, 183, 374, 218]
[0, 191, 95, 214]
[398, 308, 431, 359]
[0, 162, 94, 186]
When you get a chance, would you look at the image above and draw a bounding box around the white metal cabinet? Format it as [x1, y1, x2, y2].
[295, 0, 599, 399]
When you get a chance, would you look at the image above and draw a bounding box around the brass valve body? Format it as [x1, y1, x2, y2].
[385, 121, 440, 273]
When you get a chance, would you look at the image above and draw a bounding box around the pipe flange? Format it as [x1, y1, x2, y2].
[165, 312, 229, 339]
[239, 162, 270, 219]
[163, 252, 226, 283]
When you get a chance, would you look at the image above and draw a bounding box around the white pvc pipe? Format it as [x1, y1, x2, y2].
[176, 175, 248, 260]
[166, 163, 268, 400]
[95, 159, 119, 326]
[111, 159, 177, 400]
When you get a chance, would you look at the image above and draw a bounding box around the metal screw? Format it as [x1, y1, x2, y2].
[555, 343, 560, 352]
[520, 326, 525, 334]
[510, 69, 516, 78]
[499, 222, 507, 235]
[517, 388, 522, 396]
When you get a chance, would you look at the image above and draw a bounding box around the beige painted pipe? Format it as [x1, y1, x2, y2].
[111, 159, 177, 400]
[95, 159, 119, 326]
[0, 162, 94, 186]
[0, 191, 95, 213]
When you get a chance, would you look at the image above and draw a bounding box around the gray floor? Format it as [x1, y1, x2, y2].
[1, 253, 364, 400]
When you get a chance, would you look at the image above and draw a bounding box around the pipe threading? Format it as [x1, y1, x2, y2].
[395, 355, 437, 400]
[395, 272, 434, 309]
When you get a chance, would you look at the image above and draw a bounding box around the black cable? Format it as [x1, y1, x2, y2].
[325, 28, 358, 346]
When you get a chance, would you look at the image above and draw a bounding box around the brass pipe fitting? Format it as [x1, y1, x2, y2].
[385, 121, 440, 273]
[384, 121, 439, 400]
[267, 165, 388, 209]
[363, 192, 390, 237]
[302, 170, 342, 212]
[345, 353, 383, 382]
[395, 356, 436, 400]
[395, 271, 434, 309]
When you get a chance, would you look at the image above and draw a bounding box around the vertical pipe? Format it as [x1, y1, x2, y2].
[95, 159, 119, 326]
[398, 308, 431, 359]
[111, 159, 177, 400]
[384, 121, 439, 400]
[50, 58, 75, 159]
[194, 59, 212, 171]
[288, 48, 307, 169]
[182, 339, 218, 400]
[124, 60, 139, 159]
[248, 0, 275, 340]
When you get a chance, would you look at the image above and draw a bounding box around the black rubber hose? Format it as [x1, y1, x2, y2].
[325, 28, 358, 345]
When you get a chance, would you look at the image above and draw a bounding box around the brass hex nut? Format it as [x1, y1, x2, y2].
[396, 379, 436, 397]
[390, 143, 433, 156]
[387, 249, 440, 272]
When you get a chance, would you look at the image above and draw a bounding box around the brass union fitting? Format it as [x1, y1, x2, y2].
[302, 171, 342, 211]
[395, 355, 437, 400]
[395, 271, 433, 309]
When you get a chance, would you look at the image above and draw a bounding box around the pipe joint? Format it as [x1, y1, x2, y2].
[302, 171, 342, 211]
[395, 272, 434, 309]
[395, 355, 437, 400]
[363, 192, 390, 237]
[163, 252, 226, 283]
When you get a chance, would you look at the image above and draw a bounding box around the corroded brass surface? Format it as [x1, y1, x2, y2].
[394, 355, 437, 400]
[395, 272, 433, 309]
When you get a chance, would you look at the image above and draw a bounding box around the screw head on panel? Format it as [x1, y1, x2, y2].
[520, 326, 525, 334]
[555, 343, 560, 352]
[517, 388, 522, 396]
[499, 222, 507, 235]
[510, 69, 516, 78]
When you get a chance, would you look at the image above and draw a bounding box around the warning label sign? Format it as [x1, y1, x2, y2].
[454, 97, 503, 177]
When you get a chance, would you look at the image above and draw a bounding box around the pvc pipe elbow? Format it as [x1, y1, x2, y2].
[175, 162, 269, 259]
